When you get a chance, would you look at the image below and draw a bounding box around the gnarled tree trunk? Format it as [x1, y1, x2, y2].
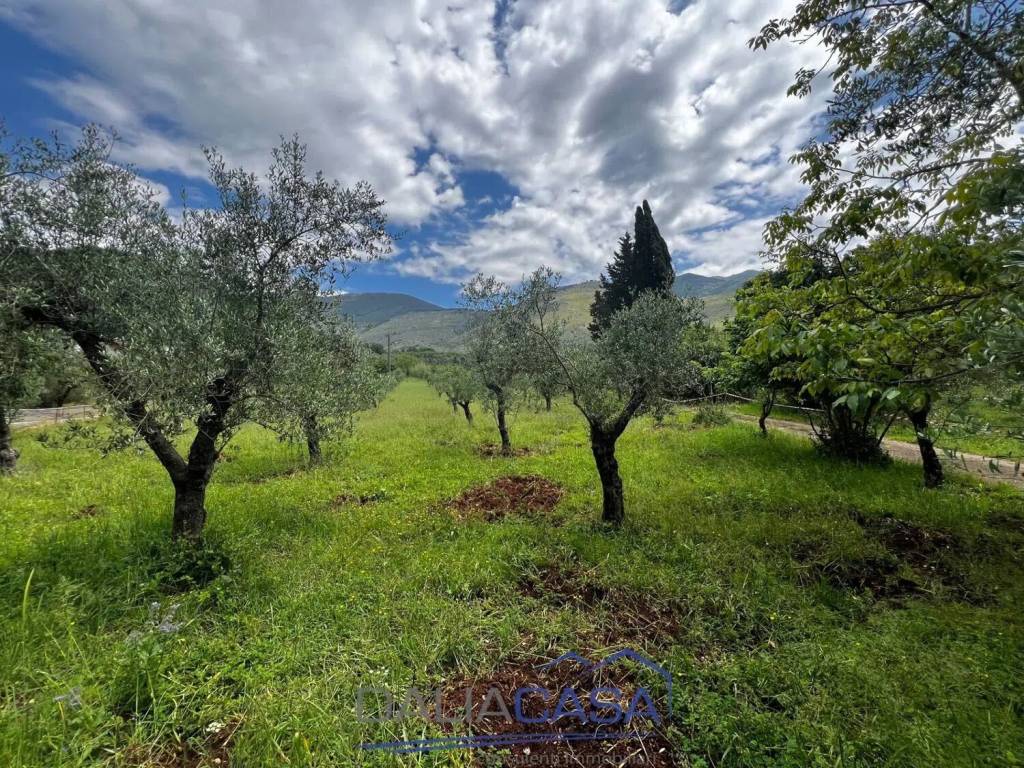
[172, 477, 209, 540]
[0, 408, 18, 474]
[590, 425, 624, 526]
[486, 384, 512, 455]
[496, 403, 511, 455]
[758, 389, 775, 436]
[25, 290, 238, 543]
[544, 394, 552, 412]
[304, 414, 322, 465]
[908, 403, 943, 488]
[459, 401, 473, 423]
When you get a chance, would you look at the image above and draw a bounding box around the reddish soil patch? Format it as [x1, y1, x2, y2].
[124, 717, 241, 767]
[72, 504, 103, 519]
[517, 566, 682, 647]
[451, 476, 563, 521]
[478, 444, 534, 458]
[438, 655, 677, 767]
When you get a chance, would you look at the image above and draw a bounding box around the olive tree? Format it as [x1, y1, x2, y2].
[2, 126, 390, 539]
[460, 275, 542, 454]
[431, 364, 482, 423]
[516, 269, 706, 526]
[255, 317, 389, 465]
[530, 364, 565, 412]
[0, 320, 48, 473]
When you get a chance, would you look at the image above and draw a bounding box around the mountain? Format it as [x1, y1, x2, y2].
[357, 308, 482, 351]
[672, 269, 761, 324]
[551, 269, 760, 330]
[332, 270, 761, 351]
[672, 269, 761, 299]
[326, 292, 443, 328]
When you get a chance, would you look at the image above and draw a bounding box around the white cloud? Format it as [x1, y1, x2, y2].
[2, 0, 827, 282]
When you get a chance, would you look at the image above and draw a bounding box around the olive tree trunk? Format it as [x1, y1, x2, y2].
[487, 384, 512, 455]
[0, 408, 18, 474]
[908, 404, 943, 488]
[304, 414, 322, 465]
[496, 403, 512, 455]
[172, 478, 209, 540]
[590, 425, 624, 526]
[71, 329, 235, 541]
[544, 394, 552, 411]
[459, 401, 473, 423]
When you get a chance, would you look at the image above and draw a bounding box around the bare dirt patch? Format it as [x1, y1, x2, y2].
[450, 476, 563, 521]
[124, 717, 241, 767]
[477, 444, 534, 458]
[791, 541, 920, 600]
[439, 655, 677, 767]
[517, 566, 682, 647]
[331, 490, 387, 507]
[795, 513, 985, 603]
[855, 514, 987, 603]
[72, 504, 103, 520]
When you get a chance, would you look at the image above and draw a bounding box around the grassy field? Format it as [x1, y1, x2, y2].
[2, 379, 1023, 767]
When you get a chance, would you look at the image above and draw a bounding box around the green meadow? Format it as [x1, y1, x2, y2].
[2, 379, 1023, 767]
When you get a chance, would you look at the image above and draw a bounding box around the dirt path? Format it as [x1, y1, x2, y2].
[735, 414, 1024, 489]
[11, 405, 98, 428]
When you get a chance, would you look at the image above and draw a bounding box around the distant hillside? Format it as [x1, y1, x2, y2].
[357, 308, 482, 352]
[673, 269, 761, 299]
[553, 269, 760, 329]
[326, 292, 442, 328]
[334, 269, 760, 351]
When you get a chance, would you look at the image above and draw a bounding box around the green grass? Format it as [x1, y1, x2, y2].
[2, 379, 1023, 766]
[730, 402, 1024, 463]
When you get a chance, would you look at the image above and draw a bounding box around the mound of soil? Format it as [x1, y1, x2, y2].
[517, 566, 681, 647]
[863, 515, 958, 567]
[451, 476, 563, 520]
[439, 655, 676, 767]
[858, 515, 985, 602]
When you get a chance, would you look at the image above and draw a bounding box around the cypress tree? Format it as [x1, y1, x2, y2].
[589, 200, 675, 337]
[588, 233, 633, 337]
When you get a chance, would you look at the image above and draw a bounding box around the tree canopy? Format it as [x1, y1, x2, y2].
[1, 126, 391, 537]
[589, 200, 675, 337]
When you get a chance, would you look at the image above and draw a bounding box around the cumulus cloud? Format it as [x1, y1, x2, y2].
[2, 0, 827, 282]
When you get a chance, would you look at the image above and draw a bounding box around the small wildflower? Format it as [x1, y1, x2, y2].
[53, 687, 82, 709]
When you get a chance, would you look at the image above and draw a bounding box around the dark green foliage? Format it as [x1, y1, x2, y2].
[693, 402, 731, 428]
[142, 537, 234, 594]
[589, 200, 675, 337]
[632, 199, 675, 291]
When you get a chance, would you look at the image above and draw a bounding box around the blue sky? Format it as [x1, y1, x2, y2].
[0, 1, 823, 307]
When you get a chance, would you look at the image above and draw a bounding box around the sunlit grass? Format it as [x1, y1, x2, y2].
[1, 379, 1022, 766]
